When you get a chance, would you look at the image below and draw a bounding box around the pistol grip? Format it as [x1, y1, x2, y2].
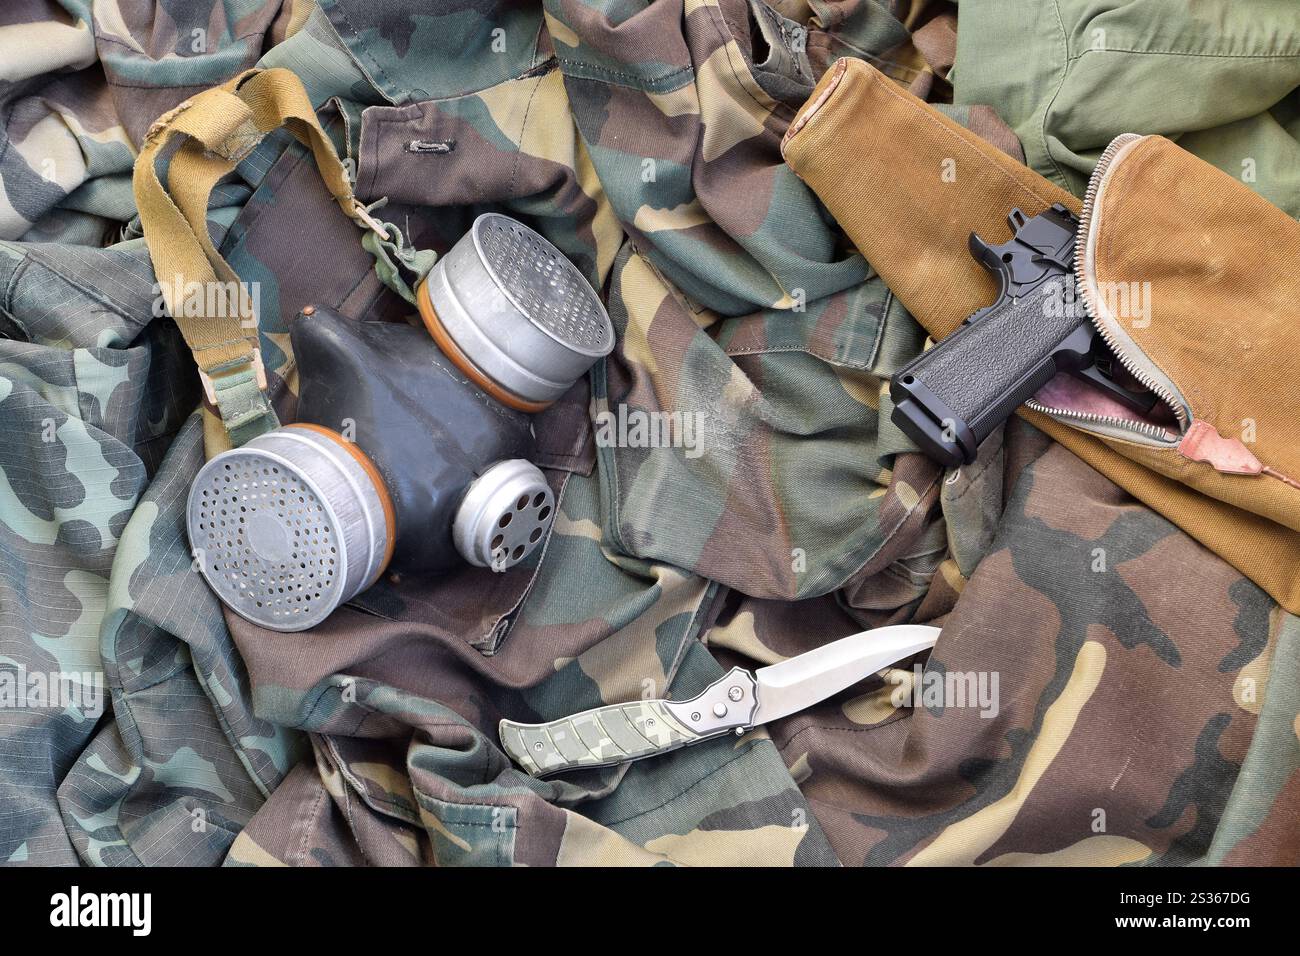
[889, 284, 1083, 466]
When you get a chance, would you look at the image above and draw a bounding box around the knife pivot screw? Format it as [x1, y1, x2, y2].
[712, 702, 728, 718]
[728, 686, 743, 701]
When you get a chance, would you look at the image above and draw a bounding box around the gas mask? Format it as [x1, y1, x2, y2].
[186, 214, 614, 631]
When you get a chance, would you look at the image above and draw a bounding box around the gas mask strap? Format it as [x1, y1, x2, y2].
[133, 67, 437, 455]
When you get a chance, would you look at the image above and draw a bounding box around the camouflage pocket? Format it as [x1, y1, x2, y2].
[595, 244, 941, 600]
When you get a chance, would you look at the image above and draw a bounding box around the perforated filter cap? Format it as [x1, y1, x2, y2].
[186, 426, 391, 632]
[419, 213, 615, 407]
[453, 460, 556, 570]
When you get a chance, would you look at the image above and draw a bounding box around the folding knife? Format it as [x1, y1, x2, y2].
[499, 623, 940, 777]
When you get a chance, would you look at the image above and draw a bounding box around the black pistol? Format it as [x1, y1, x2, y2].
[889, 203, 1156, 468]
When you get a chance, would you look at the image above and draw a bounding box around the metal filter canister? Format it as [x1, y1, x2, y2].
[187, 425, 393, 632]
[417, 213, 615, 409]
[454, 459, 556, 569]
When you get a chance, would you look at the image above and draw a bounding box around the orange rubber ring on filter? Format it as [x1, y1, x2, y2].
[284, 423, 397, 576]
[416, 278, 551, 414]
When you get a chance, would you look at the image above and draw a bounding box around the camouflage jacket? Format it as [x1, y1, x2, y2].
[0, 0, 1296, 866]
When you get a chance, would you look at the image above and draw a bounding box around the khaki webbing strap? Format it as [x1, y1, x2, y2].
[133, 67, 432, 447]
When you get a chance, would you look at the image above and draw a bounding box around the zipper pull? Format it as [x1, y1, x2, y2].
[1178, 421, 1263, 475]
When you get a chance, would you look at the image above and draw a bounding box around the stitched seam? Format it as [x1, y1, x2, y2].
[1069, 47, 1300, 61]
[362, 107, 388, 199]
[338, 761, 371, 865]
[411, 790, 519, 854]
[722, 343, 875, 371]
[777, 707, 912, 750]
[94, 30, 266, 55]
[659, 580, 722, 696]
[801, 464, 943, 597]
[188, 661, 277, 800]
[597, 330, 626, 555]
[117, 657, 192, 694]
[944, 433, 1003, 505]
[509, 74, 547, 197]
[529, 17, 544, 70]
[221, 133, 307, 248]
[410, 816, 515, 830]
[1039, 0, 1074, 188]
[324, 734, 422, 826]
[480, 469, 576, 655]
[867, 289, 891, 370]
[187, 812, 242, 838]
[784, 57, 845, 146]
[1, 257, 32, 337]
[294, 778, 328, 865]
[878, 562, 920, 586]
[595, 743, 757, 826]
[101, 78, 235, 91]
[705, 2, 794, 123]
[301, 678, 347, 726]
[326, 1, 398, 103]
[555, 57, 694, 91]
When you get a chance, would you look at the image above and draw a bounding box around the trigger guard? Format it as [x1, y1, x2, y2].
[968, 231, 1012, 302]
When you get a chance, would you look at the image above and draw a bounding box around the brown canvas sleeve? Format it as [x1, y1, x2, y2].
[782, 58, 1300, 614]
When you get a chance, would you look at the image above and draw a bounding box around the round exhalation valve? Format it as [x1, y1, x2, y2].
[453, 459, 556, 571]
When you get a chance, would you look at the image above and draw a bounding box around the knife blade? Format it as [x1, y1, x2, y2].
[499, 623, 940, 777]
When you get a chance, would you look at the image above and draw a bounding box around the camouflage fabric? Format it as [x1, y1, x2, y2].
[0, 1, 310, 245]
[1, 0, 1298, 867]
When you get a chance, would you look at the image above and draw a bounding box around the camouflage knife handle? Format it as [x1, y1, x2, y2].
[499, 667, 759, 776]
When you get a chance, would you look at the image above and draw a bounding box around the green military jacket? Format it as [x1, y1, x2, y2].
[0, 0, 1296, 866]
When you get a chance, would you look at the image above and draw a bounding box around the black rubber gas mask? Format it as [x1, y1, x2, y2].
[186, 214, 614, 631]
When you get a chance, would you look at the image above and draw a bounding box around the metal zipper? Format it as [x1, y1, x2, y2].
[1026, 133, 1186, 446]
[1024, 397, 1177, 442]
